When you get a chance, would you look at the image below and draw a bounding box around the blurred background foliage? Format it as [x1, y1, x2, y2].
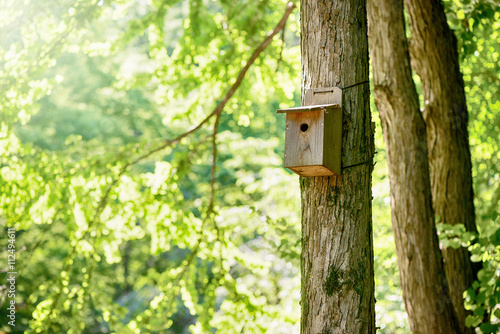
[0, 0, 498, 333]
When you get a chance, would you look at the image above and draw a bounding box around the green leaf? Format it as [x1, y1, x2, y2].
[465, 315, 481, 328]
[452, 224, 466, 234]
[477, 291, 487, 304]
[479, 323, 499, 334]
[471, 253, 483, 262]
[448, 239, 462, 249]
[490, 228, 500, 246]
[473, 306, 485, 317]
[477, 268, 495, 283]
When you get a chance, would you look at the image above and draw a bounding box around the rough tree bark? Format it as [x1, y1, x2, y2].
[404, 0, 479, 331]
[367, 0, 461, 332]
[300, 0, 375, 333]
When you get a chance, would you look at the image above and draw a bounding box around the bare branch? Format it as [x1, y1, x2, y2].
[126, 1, 297, 171]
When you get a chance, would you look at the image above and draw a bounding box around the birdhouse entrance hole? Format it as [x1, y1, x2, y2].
[277, 87, 343, 177]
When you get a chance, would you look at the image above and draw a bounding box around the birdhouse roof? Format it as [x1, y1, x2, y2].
[276, 103, 341, 114]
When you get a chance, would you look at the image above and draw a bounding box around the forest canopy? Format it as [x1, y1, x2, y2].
[0, 0, 499, 333]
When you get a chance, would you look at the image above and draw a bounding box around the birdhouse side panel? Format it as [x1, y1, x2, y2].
[284, 111, 324, 168]
[323, 109, 342, 174]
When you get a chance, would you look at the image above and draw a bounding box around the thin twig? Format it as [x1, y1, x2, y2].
[18, 206, 64, 275]
[141, 231, 204, 327]
[276, 20, 286, 72]
[208, 112, 221, 214]
[208, 112, 225, 278]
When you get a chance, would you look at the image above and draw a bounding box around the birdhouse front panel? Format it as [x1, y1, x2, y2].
[284, 110, 327, 176]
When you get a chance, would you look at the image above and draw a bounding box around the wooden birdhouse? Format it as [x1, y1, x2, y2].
[277, 87, 342, 177]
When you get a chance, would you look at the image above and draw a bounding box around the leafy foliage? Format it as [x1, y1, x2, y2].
[437, 223, 500, 333]
[1, 1, 301, 333]
[0, 0, 498, 333]
[441, 2, 500, 331]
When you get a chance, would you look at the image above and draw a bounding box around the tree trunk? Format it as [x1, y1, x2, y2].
[367, 0, 461, 332]
[404, 0, 479, 331]
[300, 0, 375, 333]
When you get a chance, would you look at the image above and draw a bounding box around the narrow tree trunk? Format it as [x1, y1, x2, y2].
[367, 0, 461, 332]
[404, 0, 479, 331]
[300, 0, 375, 332]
